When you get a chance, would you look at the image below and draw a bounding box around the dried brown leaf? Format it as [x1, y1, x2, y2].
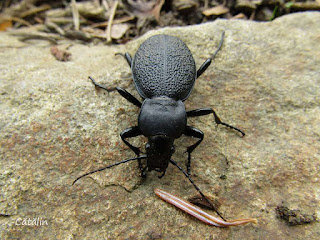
[173, 0, 198, 11]
[188, 194, 221, 210]
[123, 0, 165, 23]
[231, 13, 247, 19]
[111, 23, 130, 39]
[202, 5, 229, 16]
[76, 1, 106, 19]
[0, 20, 12, 31]
[82, 26, 106, 39]
[151, 0, 165, 23]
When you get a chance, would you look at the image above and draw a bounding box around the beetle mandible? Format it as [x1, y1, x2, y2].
[73, 32, 245, 220]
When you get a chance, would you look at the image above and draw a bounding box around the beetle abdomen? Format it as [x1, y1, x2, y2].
[132, 35, 196, 101]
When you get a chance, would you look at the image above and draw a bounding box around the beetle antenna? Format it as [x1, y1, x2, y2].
[73, 155, 147, 185]
[169, 159, 226, 221]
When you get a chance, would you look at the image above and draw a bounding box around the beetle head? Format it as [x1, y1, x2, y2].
[145, 135, 175, 172]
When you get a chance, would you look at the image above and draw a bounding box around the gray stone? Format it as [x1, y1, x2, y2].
[1, 12, 319, 239]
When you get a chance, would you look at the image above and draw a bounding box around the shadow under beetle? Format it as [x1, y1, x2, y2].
[73, 32, 245, 220]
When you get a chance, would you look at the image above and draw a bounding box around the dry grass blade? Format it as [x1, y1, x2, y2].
[71, 0, 80, 31]
[91, 15, 135, 28]
[106, 0, 119, 43]
[10, 31, 62, 44]
[0, 16, 32, 27]
[19, 4, 51, 18]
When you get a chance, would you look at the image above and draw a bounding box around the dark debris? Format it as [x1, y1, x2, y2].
[188, 193, 221, 210]
[275, 205, 317, 226]
[50, 45, 72, 61]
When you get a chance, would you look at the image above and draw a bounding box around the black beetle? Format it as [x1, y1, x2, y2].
[74, 32, 244, 220]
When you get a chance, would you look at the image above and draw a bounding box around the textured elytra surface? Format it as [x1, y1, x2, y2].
[132, 34, 196, 100]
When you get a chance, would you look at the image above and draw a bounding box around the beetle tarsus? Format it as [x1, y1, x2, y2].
[211, 110, 245, 137]
[158, 170, 167, 179]
[89, 76, 115, 92]
[115, 52, 132, 67]
[187, 108, 245, 137]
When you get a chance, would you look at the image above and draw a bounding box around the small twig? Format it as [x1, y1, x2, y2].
[204, 0, 209, 9]
[10, 31, 61, 44]
[0, 0, 38, 17]
[45, 20, 65, 36]
[19, 4, 51, 18]
[91, 15, 134, 28]
[71, 0, 80, 31]
[46, 17, 86, 25]
[102, 0, 110, 11]
[106, 0, 118, 43]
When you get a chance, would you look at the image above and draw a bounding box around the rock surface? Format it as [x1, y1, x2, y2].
[1, 12, 319, 239]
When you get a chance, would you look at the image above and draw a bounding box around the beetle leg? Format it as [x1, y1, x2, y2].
[183, 126, 204, 175]
[187, 108, 245, 137]
[120, 126, 142, 156]
[116, 87, 142, 108]
[115, 52, 132, 67]
[120, 126, 146, 177]
[196, 31, 225, 78]
[90, 77, 141, 108]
